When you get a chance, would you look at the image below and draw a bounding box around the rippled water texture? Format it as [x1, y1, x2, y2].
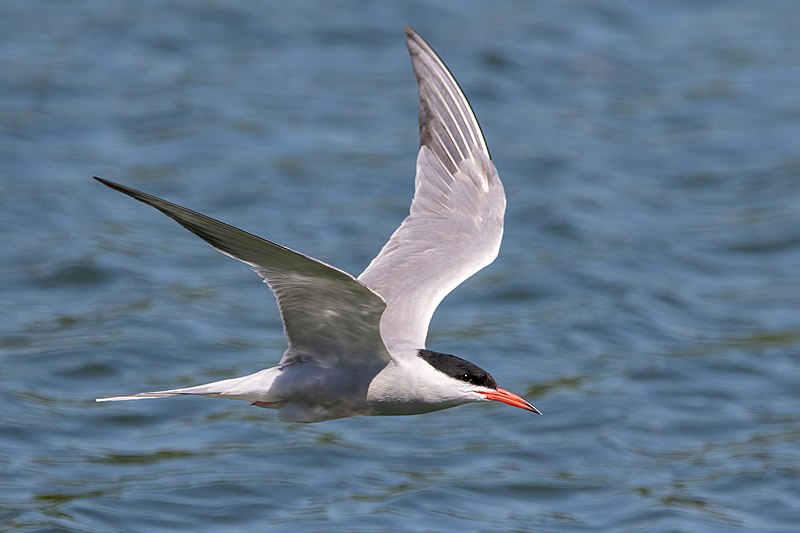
[2, 1, 799, 531]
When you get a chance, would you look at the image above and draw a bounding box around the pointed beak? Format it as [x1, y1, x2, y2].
[481, 388, 542, 415]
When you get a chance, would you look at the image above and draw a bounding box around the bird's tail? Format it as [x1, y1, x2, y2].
[95, 368, 279, 403]
[96, 390, 194, 402]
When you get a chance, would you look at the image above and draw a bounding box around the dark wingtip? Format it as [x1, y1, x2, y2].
[93, 176, 144, 201]
[404, 26, 425, 50]
[93, 176, 121, 191]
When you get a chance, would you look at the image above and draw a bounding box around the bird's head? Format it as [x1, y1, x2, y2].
[417, 349, 541, 414]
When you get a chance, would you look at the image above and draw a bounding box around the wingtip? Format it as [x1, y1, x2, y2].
[92, 176, 149, 203]
[93, 176, 121, 191]
[404, 27, 427, 53]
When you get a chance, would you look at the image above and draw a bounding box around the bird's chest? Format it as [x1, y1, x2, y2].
[365, 363, 465, 416]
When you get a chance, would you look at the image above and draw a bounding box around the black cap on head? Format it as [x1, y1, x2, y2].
[418, 349, 498, 389]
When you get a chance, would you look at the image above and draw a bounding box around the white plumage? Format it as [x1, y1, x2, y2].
[95, 28, 539, 423]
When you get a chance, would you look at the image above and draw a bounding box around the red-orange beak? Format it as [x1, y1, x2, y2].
[481, 388, 542, 415]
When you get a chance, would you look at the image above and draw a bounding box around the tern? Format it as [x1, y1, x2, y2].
[95, 28, 540, 423]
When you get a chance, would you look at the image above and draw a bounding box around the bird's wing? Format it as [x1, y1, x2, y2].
[357, 28, 506, 349]
[95, 177, 390, 369]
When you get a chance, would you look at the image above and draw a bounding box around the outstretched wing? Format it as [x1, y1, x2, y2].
[358, 28, 506, 349]
[95, 177, 390, 369]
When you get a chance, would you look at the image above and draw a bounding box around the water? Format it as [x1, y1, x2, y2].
[2, 1, 799, 530]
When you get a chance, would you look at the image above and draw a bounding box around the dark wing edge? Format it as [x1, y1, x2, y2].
[357, 29, 505, 350]
[93, 177, 390, 367]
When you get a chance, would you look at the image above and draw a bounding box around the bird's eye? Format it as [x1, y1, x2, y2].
[418, 349, 499, 390]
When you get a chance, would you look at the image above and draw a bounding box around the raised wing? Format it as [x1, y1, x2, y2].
[94, 177, 390, 369]
[358, 28, 506, 350]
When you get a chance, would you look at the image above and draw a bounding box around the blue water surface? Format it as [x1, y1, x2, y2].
[2, 1, 799, 531]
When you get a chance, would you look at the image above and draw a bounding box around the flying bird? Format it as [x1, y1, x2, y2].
[95, 27, 540, 423]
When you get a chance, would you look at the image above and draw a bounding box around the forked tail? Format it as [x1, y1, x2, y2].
[95, 368, 280, 404]
[96, 391, 194, 402]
